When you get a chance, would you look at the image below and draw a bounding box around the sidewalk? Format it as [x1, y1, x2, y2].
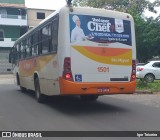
[0, 74, 14, 79]
[0, 74, 15, 84]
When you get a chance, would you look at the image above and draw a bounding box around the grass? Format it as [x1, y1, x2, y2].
[136, 79, 160, 92]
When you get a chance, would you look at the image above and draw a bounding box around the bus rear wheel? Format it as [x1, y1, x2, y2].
[20, 86, 27, 92]
[80, 95, 98, 101]
[35, 77, 45, 103]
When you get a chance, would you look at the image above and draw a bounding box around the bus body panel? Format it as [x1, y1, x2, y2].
[71, 46, 132, 82]
[18, 54, 60, 96]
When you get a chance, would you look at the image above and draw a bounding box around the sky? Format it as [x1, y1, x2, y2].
[145, 7, 160, 18]
[25, 0, 160, 18]
[25, 0, 66, 10]
[144, 0, 160, 18]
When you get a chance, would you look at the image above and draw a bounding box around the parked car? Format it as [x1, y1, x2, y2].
[136, 61, 160, 82]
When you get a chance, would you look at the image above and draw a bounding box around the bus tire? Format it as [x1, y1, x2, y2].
[16, 73, 20, 85]
[35, 77, 45, 103]
[17, 74, 26, 92]
[80, 95, 98, 101]
[20, 86, 27, 92]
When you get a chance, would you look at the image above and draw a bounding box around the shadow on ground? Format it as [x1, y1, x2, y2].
[17, 89, 129, 116]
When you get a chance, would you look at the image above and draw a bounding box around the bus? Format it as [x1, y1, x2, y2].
[9, 4, 136, 103]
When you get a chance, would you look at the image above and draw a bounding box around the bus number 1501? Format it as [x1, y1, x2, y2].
[97, 67, 109, 72]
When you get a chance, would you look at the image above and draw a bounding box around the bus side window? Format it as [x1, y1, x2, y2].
[21, 40, 26, 59]
[32, 33, 38, 56]
[51, 18, 58, 53]
[17, 44, 21, 60]
[28, 36, 32, 56]
[41, 24, 51, 54]
[26, 38, 31, 58]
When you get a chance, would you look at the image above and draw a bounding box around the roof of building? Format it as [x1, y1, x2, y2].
[0, 3, 26, 9]
[27, 8, 55, 11]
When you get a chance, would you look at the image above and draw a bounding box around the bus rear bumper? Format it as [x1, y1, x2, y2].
[59, 78, 136, 95]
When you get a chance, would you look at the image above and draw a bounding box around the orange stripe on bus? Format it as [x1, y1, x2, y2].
[72, 46, 132, 65]
[84, 46, 131, 56]
[19, 54, 56, 77]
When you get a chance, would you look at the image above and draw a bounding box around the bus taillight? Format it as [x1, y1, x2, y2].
[131, 60, 136, 81]
[63, 57, 73, 81]
[65, 73, 72, 79]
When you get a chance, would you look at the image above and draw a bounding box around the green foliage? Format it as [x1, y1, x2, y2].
[136, 80, 148, 89]
[73, 0, 158, 13]
[135, 16, 160, 62]
[137, 80, 160, 92]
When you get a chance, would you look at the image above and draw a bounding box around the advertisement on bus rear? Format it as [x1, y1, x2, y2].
[69, 14, 132, 46]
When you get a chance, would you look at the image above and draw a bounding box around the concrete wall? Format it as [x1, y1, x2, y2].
[0, 48, 12, 74]
[27, 8, 54, 28]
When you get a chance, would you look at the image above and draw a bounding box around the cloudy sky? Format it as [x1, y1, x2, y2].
[25, 0, 66, 10]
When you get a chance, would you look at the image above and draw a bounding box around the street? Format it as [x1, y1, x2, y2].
[0, 75, 160, 140]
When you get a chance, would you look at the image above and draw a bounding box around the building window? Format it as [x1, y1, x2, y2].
[0, 9, 7, 18]
[0, 30, 4, 41]
[37, 12, 45, 19]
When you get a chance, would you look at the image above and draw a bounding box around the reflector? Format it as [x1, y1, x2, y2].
[65, 73, 71, 79]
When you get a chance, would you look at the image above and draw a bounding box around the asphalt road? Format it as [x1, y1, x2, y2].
[0, 76, 160, 140]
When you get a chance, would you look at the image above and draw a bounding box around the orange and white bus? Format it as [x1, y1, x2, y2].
[9, 5, 136, 102]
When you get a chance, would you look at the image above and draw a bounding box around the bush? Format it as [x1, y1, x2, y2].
[136, 79, 160, 92]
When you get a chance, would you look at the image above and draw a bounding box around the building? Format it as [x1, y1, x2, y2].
[27, 8, 54, 29]
[0, 0, 55, 74]
[0, 0, 27, 73]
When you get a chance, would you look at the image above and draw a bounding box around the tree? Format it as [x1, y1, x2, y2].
[73, 0, 159, 13]
[140, 17, 160, 61]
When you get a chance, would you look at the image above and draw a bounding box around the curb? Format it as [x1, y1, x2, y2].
[134, 90, 152, 94]
[135, 91, 160, 94]
[0, 74, 14, 79]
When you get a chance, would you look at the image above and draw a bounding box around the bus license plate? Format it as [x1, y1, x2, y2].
[97, 88, 109, 93]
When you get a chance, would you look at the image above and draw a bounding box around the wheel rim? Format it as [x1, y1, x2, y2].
[145, 75, 154, 82]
